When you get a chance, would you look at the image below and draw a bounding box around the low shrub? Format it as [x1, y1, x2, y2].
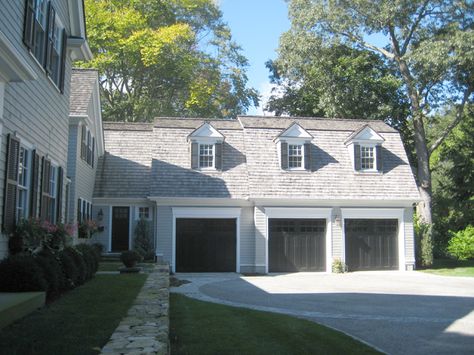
[0, 255, 47, 292]
[91, 243, 104, 258]
[120, 250, 142, 268]
[64, 247, 87, 285]
[75, 244, 97, 279]
[133, 219, 154, 261]
[332, 258, 347, 273]
[59, 249, 78, 290]
[35, 252, 64, 299]
[447, 225, 474, 260]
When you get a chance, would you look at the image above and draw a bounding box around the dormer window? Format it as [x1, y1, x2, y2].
[199, 144, 214, 168]
[188, 122, 224, 170]
[345, 125, 384, 173]
[275, 123, 313, 171]
[288, 144, 303, 169]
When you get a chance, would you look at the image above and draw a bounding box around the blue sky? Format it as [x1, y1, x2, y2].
[219, 0, 290, 115]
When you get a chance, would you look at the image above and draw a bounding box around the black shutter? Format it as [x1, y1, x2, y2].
[40, 157, 51, 220]
[23, 0, 36, 49]
[81, 125, 86, 159]
[77, 198, 82, 223]
[354, 144, 361, 171]
[3, 135, 20, 233]
[280, 142, 288, 170]
[215, 143, 223, 170]
[191, 142, 198, 169]
[376, 145, 383, 172]
[29, 150, 40, 218]
[56, 167, 63, 222]
[59, 29, 68, 93]
[304, 143, 311, 171]
[45, 3, 56, 73]
[92, 137, 95, 168]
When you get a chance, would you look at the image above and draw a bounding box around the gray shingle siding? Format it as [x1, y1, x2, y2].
[0, 0, 75, 257]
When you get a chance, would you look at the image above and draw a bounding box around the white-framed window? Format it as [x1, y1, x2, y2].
[288, 144, 304, 169]
[16, 146, 31, 221]
[48, 165, 57, 223]
[360, 145, 375, 170]
[33, 0, 48, 65]
[137, 207, 151, 220]
[50, 16, 64, 87]
[199, 144, 214, 168]
[81, 125, 95, 167]
[77, 198, 92, 222]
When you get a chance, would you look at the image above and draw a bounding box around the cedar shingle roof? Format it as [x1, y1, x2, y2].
[69, 69, 98, 116]
[94, 116, 419, 201]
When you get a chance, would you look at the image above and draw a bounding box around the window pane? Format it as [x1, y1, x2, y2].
[199, 144, 214, 168]
[288, 144, 303, 168]
[361, 146, 374, 170]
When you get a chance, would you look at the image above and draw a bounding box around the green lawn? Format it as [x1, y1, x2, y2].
[0, 274, 147, 355]
[98, 261, 123, 271]
[170, 293, 380, 355]
[420, 258, 474, 277]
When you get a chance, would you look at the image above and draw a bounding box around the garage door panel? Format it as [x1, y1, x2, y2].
[269, 219, 326, 272]
[176, 218, 236, 272]
[345, 219, 398, 271]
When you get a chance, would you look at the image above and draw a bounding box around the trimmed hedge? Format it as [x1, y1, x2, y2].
[0, 255, 48, 293]
[0, 243, 102, 300]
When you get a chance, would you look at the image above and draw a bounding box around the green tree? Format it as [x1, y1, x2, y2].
[79, 0, 258, 121]
[276, 0, 474, 265]
[430, 106, 474, 256]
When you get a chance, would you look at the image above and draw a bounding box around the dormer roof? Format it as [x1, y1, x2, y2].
[274, 122, 313, 142]
[344, 124, 385, 145]
[187, 122, 225, 142]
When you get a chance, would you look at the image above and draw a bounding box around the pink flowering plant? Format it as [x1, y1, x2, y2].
[11, 218, 75, 254]
[78, 219, 99, 239]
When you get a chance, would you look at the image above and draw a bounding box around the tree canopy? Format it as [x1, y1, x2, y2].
[79, 0, 259, 121]
[271, 0, 474, 265]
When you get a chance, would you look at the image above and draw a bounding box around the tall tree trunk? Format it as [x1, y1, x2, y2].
[396, 56, 433, 266]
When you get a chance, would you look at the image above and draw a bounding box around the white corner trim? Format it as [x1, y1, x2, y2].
[0, 31, 37, 82]
[341, 208, 406, 271]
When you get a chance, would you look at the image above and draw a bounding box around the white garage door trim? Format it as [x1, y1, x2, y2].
[171, 207, 242, 273]
[264, 208, 332, 273]
[341, 208, 405, 271]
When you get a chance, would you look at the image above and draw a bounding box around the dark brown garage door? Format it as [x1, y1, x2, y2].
[176, 218, 236, 272]
[269, 219, 326, 272]
[345, 219, 398, 271]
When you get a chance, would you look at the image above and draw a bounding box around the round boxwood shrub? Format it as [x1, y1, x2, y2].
[121, 250, 142, 268]
[75, 244, 96, 280]
[64, 247, 87, 285]
[0, 255, 47, 292]
[447, 225, 474, 260]
[59, 249, 78, 290]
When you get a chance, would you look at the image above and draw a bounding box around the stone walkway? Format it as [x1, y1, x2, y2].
[101, 265, 169, 355]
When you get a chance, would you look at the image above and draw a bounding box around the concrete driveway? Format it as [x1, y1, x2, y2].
[171, 271, 474, 355]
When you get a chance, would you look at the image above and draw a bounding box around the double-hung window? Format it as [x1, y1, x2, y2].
[199, 144, 214, 168]
[360, 145, 375, 170]
[288, 144, 303, 169]
[16, 147, 31, 221]
[49, 16, 64, 86]
[48, 165, 57, 223]
[138, 207, 150, 220]
[32, 0, 48, 65]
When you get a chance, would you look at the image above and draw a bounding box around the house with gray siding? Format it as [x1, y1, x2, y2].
[0, 0, 91, 258]
[67, 68, 104, 235]
[92, 116, 420, 273]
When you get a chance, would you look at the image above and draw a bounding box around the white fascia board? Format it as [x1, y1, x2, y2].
[275, 122, 313, 142]
[0, 31, 37, 82]
[341, 208, 404, 219]
[149, 197, 252, 207]
[91, 83, 105, 156]
[69, 115, 88, 125]
[264, 207, 332, 219]
[67, 37, 93, 61]
[172, 207, 242, 218]
[250, 198, 419, 207]
[92, 197, 152, 205]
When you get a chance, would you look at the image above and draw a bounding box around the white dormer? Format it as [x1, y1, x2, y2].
[275, 122, 313, 171]
[188, 122, 225, 170]
[345, 124, 384, 173]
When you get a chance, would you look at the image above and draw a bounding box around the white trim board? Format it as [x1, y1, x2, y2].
[263, 207, 333, 273]
[171, 207, 242, 273]
[341, 208, 406, 271]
